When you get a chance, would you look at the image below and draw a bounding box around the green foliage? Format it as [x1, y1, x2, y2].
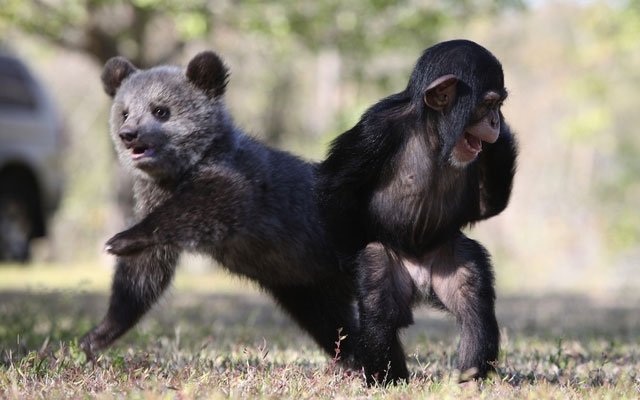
[0, 0, 523, 65]
[3, 0, 638, 276]
[563, 2, 640, 251]
[175, 12, 209, 39]
[0, 0, 213, 66]
[561, 104, 612, 142]
[231, 1, 448, 56]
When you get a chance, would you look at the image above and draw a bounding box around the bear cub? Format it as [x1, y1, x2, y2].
[80, 52, 358, 364]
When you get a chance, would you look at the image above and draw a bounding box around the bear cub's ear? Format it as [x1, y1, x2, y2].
[186, 51, 230, 98]
[102, 57, 138, 97]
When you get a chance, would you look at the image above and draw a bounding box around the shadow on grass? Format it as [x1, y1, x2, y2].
[1, 288, 639, 389]
[409, 293, 640, 386]
[411, 293, 640, 342]
[2, 289, 638, 352]
[0, 290, 287, 363]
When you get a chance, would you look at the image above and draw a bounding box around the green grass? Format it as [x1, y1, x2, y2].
[1, 262, 639, 399]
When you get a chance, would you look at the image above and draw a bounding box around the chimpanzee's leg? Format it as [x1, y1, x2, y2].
[356, 242, 415, 386]
[430, 233, 500, 380]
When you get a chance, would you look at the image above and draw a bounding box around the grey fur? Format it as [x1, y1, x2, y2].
[80, 52, 359, 364]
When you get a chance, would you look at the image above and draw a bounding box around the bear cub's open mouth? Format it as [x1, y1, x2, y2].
[131, 145, 155, 160]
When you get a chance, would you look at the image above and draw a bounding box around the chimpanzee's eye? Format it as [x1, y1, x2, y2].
[152, 106, 170, 121]
[488, 99, 503, 110]
[470, 104, 489, 123]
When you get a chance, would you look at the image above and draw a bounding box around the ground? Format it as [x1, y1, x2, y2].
[0, 260, 639, 399]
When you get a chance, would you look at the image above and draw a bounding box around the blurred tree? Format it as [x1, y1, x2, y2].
[222, 0, 524, 145]
[1, 0, 524, 67]
[232, 0, 524, 83]
[0, 0, 211, 67]
[251, 1, 523, 49]
[0, 0, 524, 142]
[562, 1, 640, 251]
[1, 0, 214, 225]
[0, 0, 524, 260]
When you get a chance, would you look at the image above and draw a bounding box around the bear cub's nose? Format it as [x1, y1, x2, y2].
[118, 128, 138, 148]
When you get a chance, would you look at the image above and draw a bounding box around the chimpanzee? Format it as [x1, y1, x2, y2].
[319, 40, 518, 385]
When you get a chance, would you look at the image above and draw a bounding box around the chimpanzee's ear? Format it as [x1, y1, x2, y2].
[101, 57, 138, 97]
[186, 51, 230, 98]
[424, 74, 458, 112]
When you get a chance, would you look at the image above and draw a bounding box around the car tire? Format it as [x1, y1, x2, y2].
[0, 194, 32, 262]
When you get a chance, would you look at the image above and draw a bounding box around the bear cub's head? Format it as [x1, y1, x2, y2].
[102, 51, 230, 182]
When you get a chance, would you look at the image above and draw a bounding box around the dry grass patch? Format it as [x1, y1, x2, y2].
[1, 263, 639, 398]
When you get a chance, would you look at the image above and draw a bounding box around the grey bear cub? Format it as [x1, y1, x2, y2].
[80, 51, 359, 364]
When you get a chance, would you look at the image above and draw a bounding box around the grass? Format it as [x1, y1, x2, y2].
[1, 261, 639, 399]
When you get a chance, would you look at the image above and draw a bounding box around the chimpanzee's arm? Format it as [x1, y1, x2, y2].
[475, 121, 518, 221]
[319, 118, 404, 256]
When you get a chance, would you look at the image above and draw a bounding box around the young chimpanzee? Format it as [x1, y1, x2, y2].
[319, 40, 518, 385]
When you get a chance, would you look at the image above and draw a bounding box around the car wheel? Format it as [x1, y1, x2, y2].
[0, 195, 32, 262]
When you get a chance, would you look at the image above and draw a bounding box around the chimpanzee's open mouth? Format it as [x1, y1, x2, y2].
[131, 145, 155, 160]
[462, 132, 482, 154]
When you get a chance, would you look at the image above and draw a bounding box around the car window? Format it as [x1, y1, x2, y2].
[0, 57, 38, 111]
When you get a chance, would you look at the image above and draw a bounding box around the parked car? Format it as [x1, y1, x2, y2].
[0, 53, 65, 262]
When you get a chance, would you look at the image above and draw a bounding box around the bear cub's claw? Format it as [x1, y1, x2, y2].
[105, 230, 149, 256]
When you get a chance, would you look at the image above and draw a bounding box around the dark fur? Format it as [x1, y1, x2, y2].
[80, 52, 359, 364]
[319, 40, 518, 385]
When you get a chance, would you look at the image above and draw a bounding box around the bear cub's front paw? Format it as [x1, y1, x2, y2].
[105, 229, 150, 256]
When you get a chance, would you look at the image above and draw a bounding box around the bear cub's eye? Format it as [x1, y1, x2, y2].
[152, 106, 170, 121]
[122, 110, 129, 121]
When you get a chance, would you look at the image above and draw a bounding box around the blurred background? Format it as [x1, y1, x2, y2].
[0, 0, 639, 295]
